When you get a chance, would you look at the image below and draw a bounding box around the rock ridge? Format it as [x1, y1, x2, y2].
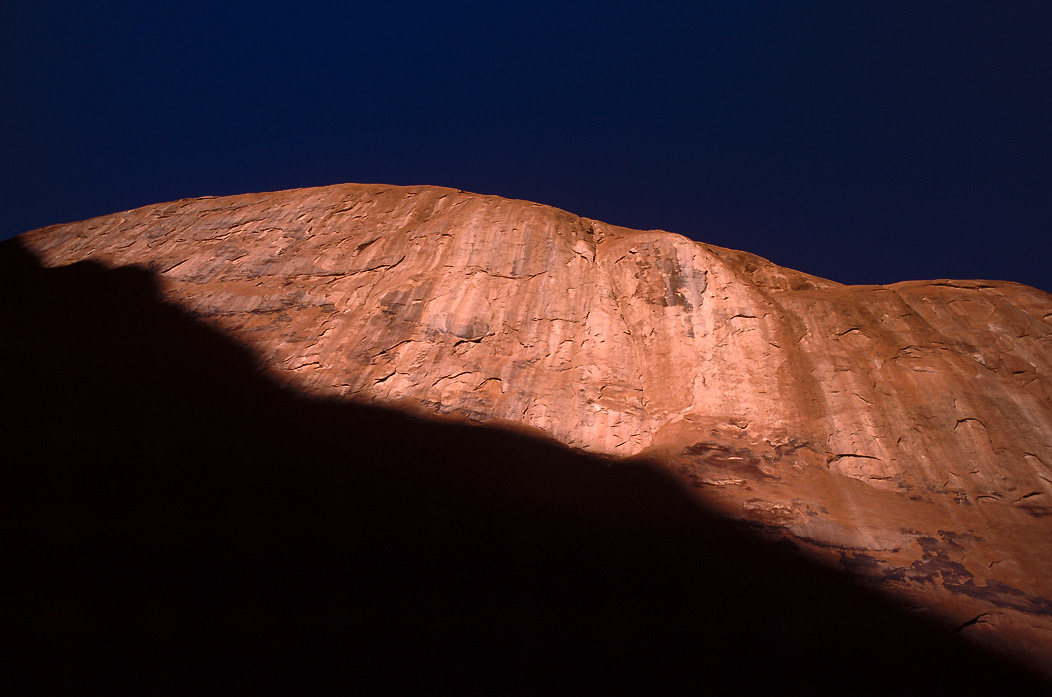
[16, 182, 1052, 677]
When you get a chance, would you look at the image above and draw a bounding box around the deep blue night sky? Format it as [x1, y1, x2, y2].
[3, 2, 1050, 291]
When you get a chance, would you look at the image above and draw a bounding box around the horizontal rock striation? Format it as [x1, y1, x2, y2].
[18, 182, 1052, 677]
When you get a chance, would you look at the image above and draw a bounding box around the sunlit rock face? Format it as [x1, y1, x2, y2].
[21, 183, 1052, 676]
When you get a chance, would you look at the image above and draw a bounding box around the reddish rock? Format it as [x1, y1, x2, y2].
[18, 183, 1052, 677]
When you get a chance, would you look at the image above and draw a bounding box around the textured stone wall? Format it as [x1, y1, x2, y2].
[21, 183, 1052, 675]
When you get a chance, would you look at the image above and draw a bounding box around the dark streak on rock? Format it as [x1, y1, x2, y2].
[683, 441, 772, 480]
[953, 614, 991, 633]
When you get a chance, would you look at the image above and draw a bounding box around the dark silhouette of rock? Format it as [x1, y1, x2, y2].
[3, 237, 1049, 694]
[17, 184, 1052, 677]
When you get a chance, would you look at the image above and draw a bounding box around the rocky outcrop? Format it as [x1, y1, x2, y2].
[18, 183, 1052, 677]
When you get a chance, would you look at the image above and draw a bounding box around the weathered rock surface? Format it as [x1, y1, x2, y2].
[18, 183, 1052, 676]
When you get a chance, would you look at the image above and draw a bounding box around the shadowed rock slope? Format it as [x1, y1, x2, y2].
[13, 183, 1052, 681]
[4, 237, 1050, 695]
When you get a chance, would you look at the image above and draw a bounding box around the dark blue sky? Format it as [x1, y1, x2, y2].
[3, 1, 1050, 291]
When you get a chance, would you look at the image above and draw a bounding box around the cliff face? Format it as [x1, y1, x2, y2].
[19, 183, 1052, 674]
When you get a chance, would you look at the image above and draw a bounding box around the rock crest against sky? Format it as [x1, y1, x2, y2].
[3, 3, 1050, 292]
[17, 183, 1052, 680]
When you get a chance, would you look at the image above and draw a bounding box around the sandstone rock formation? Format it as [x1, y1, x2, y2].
[17, 183, 1052, 677]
